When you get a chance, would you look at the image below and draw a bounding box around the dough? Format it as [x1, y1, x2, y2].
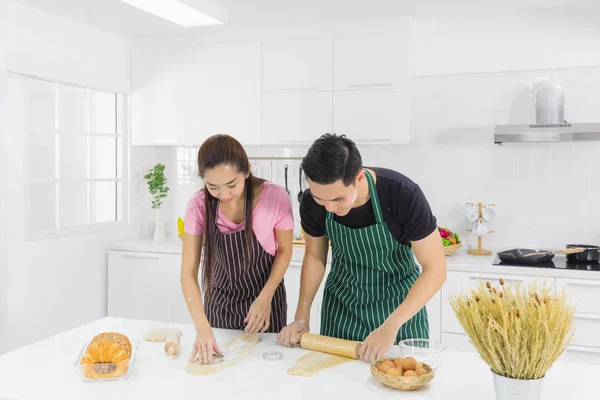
[288, 352, 354, 376]
[186, 333, 260, 375]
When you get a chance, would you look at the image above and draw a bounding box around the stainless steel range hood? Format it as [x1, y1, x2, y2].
[494, 122, 600, 144]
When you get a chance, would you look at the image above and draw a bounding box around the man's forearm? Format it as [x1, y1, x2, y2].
[294, 254, 326, 321]
[386, 266, 446, 331]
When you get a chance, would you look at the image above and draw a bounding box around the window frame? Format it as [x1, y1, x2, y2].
[22, 76, 129, 241]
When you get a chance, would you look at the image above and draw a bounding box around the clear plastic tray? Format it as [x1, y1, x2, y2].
[74, 340, 139, 382]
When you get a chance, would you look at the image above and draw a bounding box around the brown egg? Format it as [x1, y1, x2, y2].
[377, 363, 391, 373]
[402, 356, 417, 371]
[393, 357, 403, 367]
[386, 368, 402, 376]
[404, 370, 418, 377]
[416, 361, 424, 369]
[416, 367, 427, 376]
[380, 359, 395, 369]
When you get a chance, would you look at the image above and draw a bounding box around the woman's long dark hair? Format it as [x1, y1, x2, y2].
[198, 134, 264, 298]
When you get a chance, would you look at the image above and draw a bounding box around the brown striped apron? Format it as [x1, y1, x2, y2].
[204, 216, 287, 333]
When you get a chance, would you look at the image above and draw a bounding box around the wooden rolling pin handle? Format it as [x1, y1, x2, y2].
[163, 331, 181, 356]
[300, 333, 361, 360]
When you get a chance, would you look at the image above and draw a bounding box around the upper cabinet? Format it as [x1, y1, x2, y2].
[195, 42, 262, 145]
[333, 33, 412, 90]
[131, 45, 195, 145]
[263, 38, 333, 92]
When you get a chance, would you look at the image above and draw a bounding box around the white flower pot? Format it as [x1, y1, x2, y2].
[493, 372, 544, 400]
[153, 209, 166, 245]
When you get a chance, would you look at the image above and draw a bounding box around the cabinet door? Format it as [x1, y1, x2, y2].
[333, 89, 411, 144]
[263, 91, 332, 145]
[108, 251, 176, 323]
[334, 33, 411, 90]
[556, 278, 600, 314]
[441, 271, 554, 335]
[263, 38, 333, 92]
[195, 42, 262, 145]
[427, 289, 442, 342]
[131, 45, 195, 145]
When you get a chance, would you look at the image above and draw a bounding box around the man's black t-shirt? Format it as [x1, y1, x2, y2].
[300, 167, 437, 246]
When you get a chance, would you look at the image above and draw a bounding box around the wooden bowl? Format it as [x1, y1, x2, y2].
[444, 243, 462, 256]
[370, 359, 434, 391]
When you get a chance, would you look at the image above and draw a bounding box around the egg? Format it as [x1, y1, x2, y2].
[402, 356, 417, 371]
[386, 368, 402, 376]
[417, 361, 424, 369]
[393, 357, 403, 367]
[404, 370, 418, 377]
[380, 359, 395, 369]
[377, 363, 391, 373]
[416, 367, 427, 376]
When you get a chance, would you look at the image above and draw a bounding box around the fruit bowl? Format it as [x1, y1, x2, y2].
[370, 358, 435, 391]
[438, 226, 461, 256]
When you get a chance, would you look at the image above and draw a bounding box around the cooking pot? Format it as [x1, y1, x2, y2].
[565, 244, 600, 263]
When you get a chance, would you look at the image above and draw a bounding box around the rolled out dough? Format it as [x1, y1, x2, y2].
[185, 333, 260, 375]
[288, 352, 354, 376]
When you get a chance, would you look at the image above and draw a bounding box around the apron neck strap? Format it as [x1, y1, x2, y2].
[325, 169, 385, 224]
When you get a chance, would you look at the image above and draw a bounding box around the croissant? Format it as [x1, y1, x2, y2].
[80, 332, 132, 379]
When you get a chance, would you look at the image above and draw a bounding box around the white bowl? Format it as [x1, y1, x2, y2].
[398, 339, 445, 370]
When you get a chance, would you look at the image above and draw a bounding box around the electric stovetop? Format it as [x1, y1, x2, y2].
[493, 255, 600, 271]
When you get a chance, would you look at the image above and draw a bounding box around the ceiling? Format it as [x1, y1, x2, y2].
[9, 0, 599, 38]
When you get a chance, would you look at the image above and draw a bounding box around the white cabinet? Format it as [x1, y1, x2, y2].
[556, 278, 600, 348]
[195, 42, 262, 145]
[131, 45, 195, 145]
[441, 271, 554, 335]
[262, 91, 332, 145]
[263, 38, 333, 92]
[426, 289, 442, 342]
[333, 34, 411, 90]
[108, 251, 180, 323]
[332, 89, 412, 144]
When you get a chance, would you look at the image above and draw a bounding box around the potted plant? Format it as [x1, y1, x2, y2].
[449, 279, 575, 400]
[144, 163, 170, 245]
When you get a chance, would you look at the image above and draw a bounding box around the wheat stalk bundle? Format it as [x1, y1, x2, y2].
[449, 278, 575, 380]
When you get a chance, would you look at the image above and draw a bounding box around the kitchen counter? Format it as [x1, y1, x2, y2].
[109, 240, 600, 279]
[0, 317, 597, 400]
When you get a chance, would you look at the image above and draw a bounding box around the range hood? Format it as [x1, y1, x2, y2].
[494, 122, 600, 144]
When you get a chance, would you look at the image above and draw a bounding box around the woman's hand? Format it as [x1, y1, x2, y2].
[189, 323, 221, 365]
[244, 294, 272, 333]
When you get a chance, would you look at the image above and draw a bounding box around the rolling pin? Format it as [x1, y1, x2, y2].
[143, 328, 183, 355]
[300, 333, 361, 359]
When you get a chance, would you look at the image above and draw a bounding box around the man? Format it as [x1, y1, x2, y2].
[277, 134, 446, 362]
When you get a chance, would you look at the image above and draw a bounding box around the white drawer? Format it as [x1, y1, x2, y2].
[556, 278, 600, 315]
[570, 313, 600, 348]
[561, 345, 600, 365]
[442, 271, 554, 335]
[441, 332, 476, 353]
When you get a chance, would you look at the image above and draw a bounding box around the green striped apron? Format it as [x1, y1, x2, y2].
[320, 170, 429, 343]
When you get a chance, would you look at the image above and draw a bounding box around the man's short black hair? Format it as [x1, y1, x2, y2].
[301, 133, 363, 186]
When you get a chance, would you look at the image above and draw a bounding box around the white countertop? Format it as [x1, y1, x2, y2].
[109, 240, 600, 280]
[0, 317, 597, 400]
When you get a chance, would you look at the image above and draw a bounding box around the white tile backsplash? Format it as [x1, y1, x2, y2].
[129, 65, 600, 250]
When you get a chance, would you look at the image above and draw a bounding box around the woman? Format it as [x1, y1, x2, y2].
[181, 134, 294, 365]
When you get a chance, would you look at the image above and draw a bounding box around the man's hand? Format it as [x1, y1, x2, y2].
[358, 321, 398, 363]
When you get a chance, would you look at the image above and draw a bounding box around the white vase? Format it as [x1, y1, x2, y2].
[493, 372, 544, 400]
[153, 209, 166, 245]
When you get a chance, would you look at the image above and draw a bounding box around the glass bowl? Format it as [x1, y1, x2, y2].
[398, 339, 445, 370]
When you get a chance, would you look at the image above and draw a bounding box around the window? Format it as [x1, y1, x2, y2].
[25, 77, 125, 236]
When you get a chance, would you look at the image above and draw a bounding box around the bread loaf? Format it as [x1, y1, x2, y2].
[80, 332, 132, 379]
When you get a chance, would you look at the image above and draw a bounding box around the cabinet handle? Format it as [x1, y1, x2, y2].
[121, 254, 160, 260]
[347, 83, 394, 89]
[469, 276, 523, 284]
[566, 346, 600, 354]
[565, 281, 600, 287]
[574, 314, 600, 322]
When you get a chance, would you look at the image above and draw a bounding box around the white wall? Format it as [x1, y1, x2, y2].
[0, 72, 8, 354]
[0, 1, 130, 352]
[0, 0, 129, 92]
[129, 13, 600, 250]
